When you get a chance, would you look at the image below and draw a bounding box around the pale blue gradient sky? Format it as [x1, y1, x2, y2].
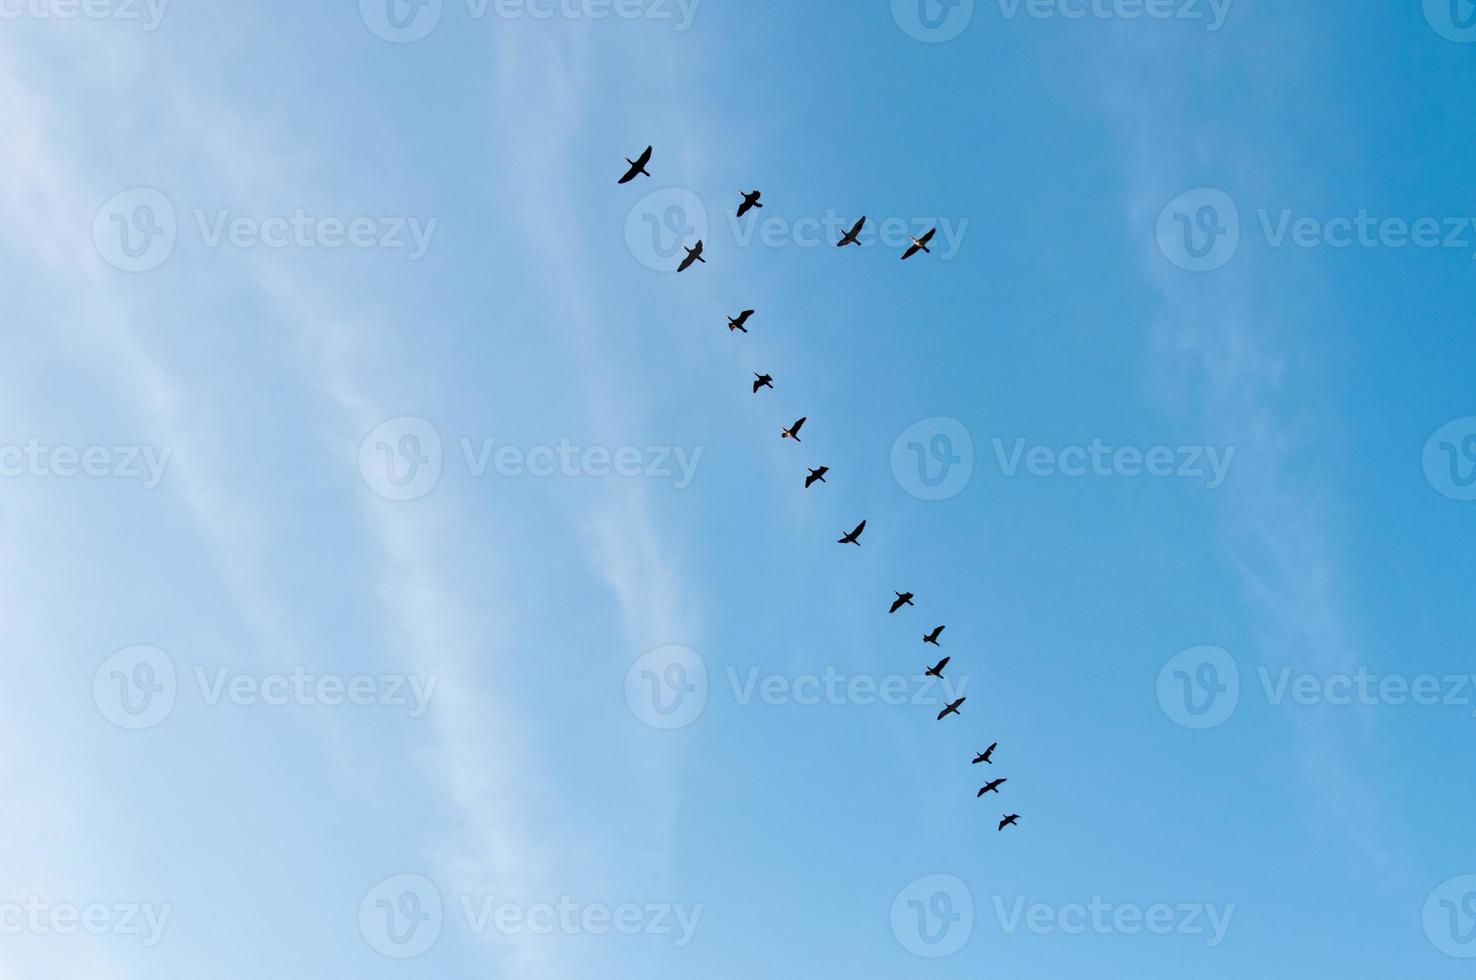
[1, 2, 1474, 977]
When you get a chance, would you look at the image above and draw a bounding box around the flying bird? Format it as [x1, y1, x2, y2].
[937, 696, 965, 720]
[889, 591, 915, 614]
[972, 743, 997, 765]
[837, 216, 866, 247]
[923, 625, 945, 646]
[782, 417, 806, 442]
[728, 309, 755, 333]
[677, 240, 705, 272]
[901, 227, 937, 261]
[805, 466, 828, 488]
[998, 814, 1020, 832]
[977, 778, 1007, 797]
[752, 373, 773, 393]
[617, 145, 652, 184]
[837, 520, 865, 546]
[924, 657, 950, 679]
[737, 189, 763, 217]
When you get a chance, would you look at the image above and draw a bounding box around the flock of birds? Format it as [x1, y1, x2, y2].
[620, 146, 1020, 834]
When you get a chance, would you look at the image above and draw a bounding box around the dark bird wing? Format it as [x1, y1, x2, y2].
[678, 251, 696, 272]
[933, 657, 950, 673]
[634, 145, 652, 168]
[850, 217, 865, 236]
[902, 242, 921, 260]
[919, 227, 937, 245]
[851, 520, 866, 538]
[791, 417, 806, 436]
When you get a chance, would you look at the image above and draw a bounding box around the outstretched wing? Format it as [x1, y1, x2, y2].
[934, 657, 950, 673]
[902, 243, 921, 260]
[851, 217, 866, 236]
[852, 519, 865, 537]
[791, 417, 806, 436]
[635, 145, 652, 168]
[919, 227, 937, 245]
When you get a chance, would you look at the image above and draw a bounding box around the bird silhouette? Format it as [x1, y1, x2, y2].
[781, 416, 806, 442]
[837, 216, 866, 247]
[737, 189, 763, 217]
[837, 519, 865, 545]
[972, 742, 997, 765]
[901, 227, 937, 261]
[998, 814, 1020, 831]
[923, 625, 945, 646]
[618, 145, 652, 184]
[889, 591, 915, 614]
[937, 696, 965, 720]
[728, 309, 755, 333]
[677, 240, 705, 272]
[805, 466, 828, 488]
[977, 778, 1007, 797]
[752, 373, 773, 393]
[924, 656, 950, 679]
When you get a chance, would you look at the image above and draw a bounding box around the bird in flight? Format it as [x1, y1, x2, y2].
[923, 625, 945, 646]
[781, 416, 806, 442]
[998, 814, 1020, 832]
[678, 240, 705, 272]
[737, 189, 763, 217]
[937, 696, 966, 720]
[977, 778, 1007, 797]
[805, 466, 828, 488]
[752, 373, 773, 393]
[837, 519, 865, 546]
[889, 591, 915, 614]
[924, 656, 950, 679]
[837, 216, 866, 247]
[901, 227, 937, 261]
[972, 743, 997, 765]
[618, 145, 652, 184]
[728, 309, 755, 333]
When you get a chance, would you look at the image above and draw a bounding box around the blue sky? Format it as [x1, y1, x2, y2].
[2, 1, 1476, 977]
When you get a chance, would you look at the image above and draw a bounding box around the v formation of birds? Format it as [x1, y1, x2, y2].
[620, 146, 1019, 834]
